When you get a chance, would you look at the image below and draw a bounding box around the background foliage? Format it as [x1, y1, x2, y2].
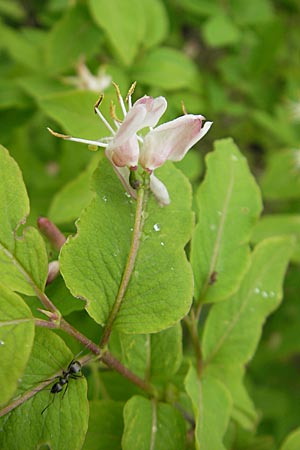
[0, 0, 300, 449]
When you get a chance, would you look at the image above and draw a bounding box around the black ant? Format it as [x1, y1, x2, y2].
[41, 359, 82, 415]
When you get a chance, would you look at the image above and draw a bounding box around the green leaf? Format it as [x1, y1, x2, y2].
[202, 237, 294, 366]
[83, 400, 123, 450]
[40, 90, 106, 140]
[251, 214, 300, 263]
[122, 396, 186, 450]
[191, 138, 262, 304]
[0, 145, 48, 295]
[0, 23, 45, 71]
[88, 0, 145, 66]
[109, 324, 182, 379]
[260, 149, 300, 200]
[141, 0, 169, 49]
[185, 367, 232, 450]
[60, 159, 194, 333]
[280, 428, 300, 450]
[203, 14, 240, 47]
[48, 154, 102, 224]
[45, 4, 103, 74]
[0, 284, 34, 407]
[0, 328, 89, 450]
[132, 47, 200, 91]
[205, 364, 257, 430]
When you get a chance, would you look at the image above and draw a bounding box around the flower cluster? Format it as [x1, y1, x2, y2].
[48, 83, 212, 205]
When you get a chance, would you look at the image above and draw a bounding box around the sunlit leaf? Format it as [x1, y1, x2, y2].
[122, 396, 186, 450]
[191, 138, 262, 304]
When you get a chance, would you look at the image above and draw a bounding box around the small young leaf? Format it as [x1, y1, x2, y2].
[280, 428, 300, 450]
[122, 396, 186, 450]
[191, 138, 262, 304]
[0, 145, 48, 295]
[88, 0, 145, 66]
[83, 400, 124, 450]
[0, 284, 34, 407]
[0, 328, 88, 450]
[109, 324, 182, 379]
[185, 367, 232, 450]
[60, 159, 194, 333]
[202, 237, 294, 366]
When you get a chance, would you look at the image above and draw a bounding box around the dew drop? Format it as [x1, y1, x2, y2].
[262, 291, 269, 298]
[0, 340, 5, 346]
[254, 287, 260, 294]
[160, 241, 165, 246]
[170, 267, 174, 271]
[269, 291, 275, 298]
[231, 154, 238, 161]
[124, 192, 131, 198]
[102, 195, 108, 202]
[153, 223, 160, 232]
[130, 227, 134, 232]
[217, 210, 223, 216]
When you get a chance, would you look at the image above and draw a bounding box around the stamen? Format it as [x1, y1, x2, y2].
[112, 81, 127, 117]
[47, 127, 108, 148]
[110, 101, 122, 124]
[181, 101, 187, 115]
[94, 96, 116, 135]
[126, 81, 137, 109]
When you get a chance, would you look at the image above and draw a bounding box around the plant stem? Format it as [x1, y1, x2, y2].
[184, 308, 203, 375]
[100, 187, 146, 347]
[102, 351, 157, 396]
[60, 318, 101, 355]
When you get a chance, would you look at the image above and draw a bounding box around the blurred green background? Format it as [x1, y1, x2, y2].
[0, 1, 299, 448]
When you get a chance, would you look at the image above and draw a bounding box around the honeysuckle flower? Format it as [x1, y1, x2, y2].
[48, 83, 212, 205]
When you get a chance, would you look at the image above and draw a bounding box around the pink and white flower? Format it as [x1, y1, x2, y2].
[48, 84, 212, 205]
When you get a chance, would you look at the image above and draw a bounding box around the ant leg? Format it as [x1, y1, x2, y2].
[62, 383, 69, 399]
[41, 394, 55, 415]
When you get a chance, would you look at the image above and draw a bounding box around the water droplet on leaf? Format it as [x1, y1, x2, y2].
[153, 223, 160, 232]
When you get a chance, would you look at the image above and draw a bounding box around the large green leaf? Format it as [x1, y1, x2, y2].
[260, 149, 300, 200]
[60, 159, 194, 333]
[0, 328, 89, 450]
[185, 367, 232, 450]
[205, 363, 257, 430]
[45, 4, 103, 74]
[280, 428, 300, 450]
[191, 138, 262, 304]
[132, 47, 200, 91]
[48, 154, 102, 224]
[109, 324, 182, 379]
[88, 0, 145, 66]
[251, 214, 300, 263]
[0, 145, 48, 295]
[122, 396, 186, 450]
[0, 284, 34, 407]
[83, 400, 124, 450]
[202, 237, 294, 366]
[141, 0, 169, 49]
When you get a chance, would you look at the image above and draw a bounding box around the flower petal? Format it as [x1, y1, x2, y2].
[113, 104, 147, 146]
[107, 135, 139, 167]
[134, 96, 167, 128]
[105, 149, 137, 199]
[150, 173, 170, 206]
[140, 115, 212, 171]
